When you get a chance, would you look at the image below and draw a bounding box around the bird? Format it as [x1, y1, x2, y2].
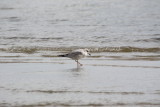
[58, 48, 91, 66]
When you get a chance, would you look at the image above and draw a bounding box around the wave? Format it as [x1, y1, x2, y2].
[0, 46, 160, 53]
[2, 102, 160, 107]
[26, 90, 144, 95]
[0, 46, 159, 54]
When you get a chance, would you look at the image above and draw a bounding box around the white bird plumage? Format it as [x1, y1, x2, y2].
[58, 49, 91, 66]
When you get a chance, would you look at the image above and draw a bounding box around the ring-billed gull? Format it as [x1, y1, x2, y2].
[58, 49, 91, 66]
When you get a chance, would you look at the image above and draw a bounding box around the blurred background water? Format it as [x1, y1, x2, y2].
[0, 0, 160, 51]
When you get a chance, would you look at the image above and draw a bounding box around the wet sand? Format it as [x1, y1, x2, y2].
[0, 55, 160, 107]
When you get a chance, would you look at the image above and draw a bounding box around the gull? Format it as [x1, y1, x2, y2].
[58, 49, 91, 66]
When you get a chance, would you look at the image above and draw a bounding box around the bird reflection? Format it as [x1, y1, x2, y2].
[69, 67, 84, 72]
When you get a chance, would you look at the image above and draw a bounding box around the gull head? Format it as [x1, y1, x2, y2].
[84, 48, 91, 56]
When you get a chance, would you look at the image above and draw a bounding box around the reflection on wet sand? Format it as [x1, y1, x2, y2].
[67, 67, 85, 72]
[0, 61, 160, 107]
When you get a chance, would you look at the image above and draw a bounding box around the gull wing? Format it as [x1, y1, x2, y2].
[68, 51, 83, 56]
[58, 51, 83, 58]
[67, 51, 83, 59]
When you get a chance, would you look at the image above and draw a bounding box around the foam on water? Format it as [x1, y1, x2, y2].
[0, 46, 160, 54]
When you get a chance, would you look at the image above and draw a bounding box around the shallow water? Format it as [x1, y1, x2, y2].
[0, 60, 160, 106]
[0, 0, 160, 106]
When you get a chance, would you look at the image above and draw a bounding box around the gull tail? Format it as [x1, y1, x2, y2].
[58, 54, 68, 57]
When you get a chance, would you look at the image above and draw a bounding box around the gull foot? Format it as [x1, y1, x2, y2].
[80, 64, 83, 66]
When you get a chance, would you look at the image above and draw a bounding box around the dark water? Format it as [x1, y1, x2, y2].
[0, 0, 160, 106]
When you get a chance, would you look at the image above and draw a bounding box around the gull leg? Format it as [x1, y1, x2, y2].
[75, 60, 83, 66]
[75, 60, 78, 67]
[77, 60, 83, 66]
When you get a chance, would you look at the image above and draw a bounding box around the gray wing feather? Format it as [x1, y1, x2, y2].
[67, 51, 83, 59]
[68, 51, 83, 57]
